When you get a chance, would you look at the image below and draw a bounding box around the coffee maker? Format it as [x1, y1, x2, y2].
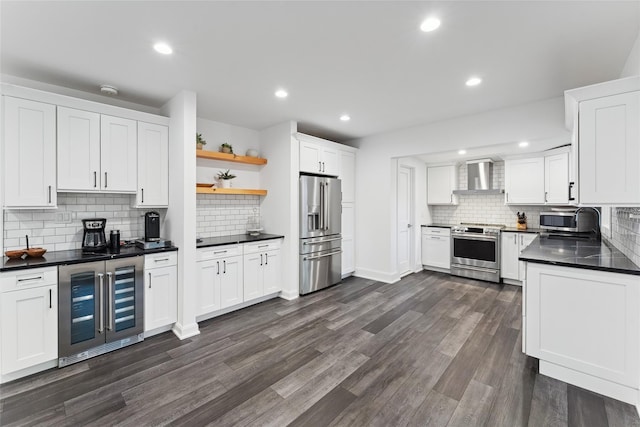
[82, 219, 107, 252]
[136, 211, 171, 249]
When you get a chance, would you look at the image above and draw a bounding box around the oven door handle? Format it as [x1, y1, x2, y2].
[452, 234, 498, 242]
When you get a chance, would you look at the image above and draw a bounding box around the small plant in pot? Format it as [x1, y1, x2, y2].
[220, 143, 233, 154]
[196, 133, 206, 150]
[216, 169, 236, 188]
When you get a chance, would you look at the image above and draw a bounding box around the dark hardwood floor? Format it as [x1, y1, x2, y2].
[1, 270, 639, 426]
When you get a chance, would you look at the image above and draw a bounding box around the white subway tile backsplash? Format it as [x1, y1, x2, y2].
[196, 194, 261, 238]
[610, 207, 640, 267]
[3, 193, 155, 252]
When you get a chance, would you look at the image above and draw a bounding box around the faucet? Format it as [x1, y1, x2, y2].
[574, 206, 601, 238]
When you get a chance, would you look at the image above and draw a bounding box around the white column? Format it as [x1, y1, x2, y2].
[161, 91, 199, 339]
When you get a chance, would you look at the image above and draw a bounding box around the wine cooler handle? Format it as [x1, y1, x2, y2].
[106, 272, 113, 331]
[98, 273, 104, 333]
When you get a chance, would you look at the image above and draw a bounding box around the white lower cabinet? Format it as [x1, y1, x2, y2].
[144, 252, 178, 334]
[524, 262, 639, 404]
[501, 232, 537, 283]
[243, 240, 282, 299]
[421, 227, 451, 270]
[196, 245, 243, 317]
[0, 267, 58, 380]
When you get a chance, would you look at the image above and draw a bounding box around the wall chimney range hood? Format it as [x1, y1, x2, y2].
[452, 159, 505, 195]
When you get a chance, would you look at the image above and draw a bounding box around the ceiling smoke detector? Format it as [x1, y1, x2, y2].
[100, 85, 118, 96]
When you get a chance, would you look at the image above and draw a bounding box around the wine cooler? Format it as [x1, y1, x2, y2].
[58, 257, 144, 367]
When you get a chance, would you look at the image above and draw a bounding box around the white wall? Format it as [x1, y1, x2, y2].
[259, 121, 299, 299]
[352, 96, 569, 283]
[620, 32, 640, 78]
[161, 91, 199, 340]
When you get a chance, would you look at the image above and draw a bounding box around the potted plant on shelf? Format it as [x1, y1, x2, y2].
[196, 133, 206, 150]
[216, 169, 236, 188]
[220, 143, 233, 154]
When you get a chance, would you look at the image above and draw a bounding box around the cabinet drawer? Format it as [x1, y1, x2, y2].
[422, 227, 451, 237]
[0, 267, 58, 293]
[197, 244, 241, 261]
[244, 239, 282, 255]
[144, 251, 178, 269]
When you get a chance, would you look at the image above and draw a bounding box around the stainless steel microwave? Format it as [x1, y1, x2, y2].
[539, 210, 597, 232]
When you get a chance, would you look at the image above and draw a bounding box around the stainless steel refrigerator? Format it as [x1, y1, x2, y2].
[299, 175, 342, 295]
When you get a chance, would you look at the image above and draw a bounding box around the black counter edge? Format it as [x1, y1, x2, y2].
[519, 256, 640, 276]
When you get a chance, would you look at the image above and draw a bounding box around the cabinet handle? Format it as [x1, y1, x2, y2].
[217, 261, 220, 275]
[258, 244, 269, 248]
[544, 192, 548, 203]
[568, 182, 575, 201]
[506, 192, 509, 202]
[98, 273, 104, 333]
[214, 250, 227, 255]
[223, 260, 226, 274]
[141, 188, 144, 204]
[450, 194, 453, 203]
[94, 171, 97, 188]
[104, 172, 108, 188]
[17, 275, 43, 283]
[265, 253, 268, 265]
[520, 235, 523, 246]
[148, 272, 152, 289]
[48, 185, 52, 204]
[318, 161, 322, 172]
[260, 254, 263, 266]
[513, 235, 517, 244]
[322, 162, 325, 172]
[154, 258, 169, 263]
[49, 289, 52, 309]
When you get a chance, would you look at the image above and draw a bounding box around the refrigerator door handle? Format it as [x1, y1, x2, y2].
[98, 273, 104, 333]
[319, 182, 325, 230]
[324, 182, 330, 231]
[106, 272, 113, 331]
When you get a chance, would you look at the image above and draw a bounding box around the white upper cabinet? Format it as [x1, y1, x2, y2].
[339, 150, 356, 203]
[3, 97, 57, 208]
[136, 122, 169, 207]
[100, 115, 137, 193]
[57, 108, 138, 193]
[544, 152, 569, 205]
[57, 107, 101, 191]
[505, 157, 545, 204]
[427, 165, 458, 205]
[299, 138, 340, 176]
[578, 91, 640, 205]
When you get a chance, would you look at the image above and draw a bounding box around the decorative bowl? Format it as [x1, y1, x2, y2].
[4, 250, 25, 259]
[25, 247, 47, 258]
[246, 149, 259, 157]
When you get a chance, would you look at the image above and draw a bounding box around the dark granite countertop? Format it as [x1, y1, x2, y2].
[1, 245, 178, 272]
[197, 233, 284, 248]
[502, 227, 544, 234]
[519, 235, 640, 276]
[422, 224, 453, 228]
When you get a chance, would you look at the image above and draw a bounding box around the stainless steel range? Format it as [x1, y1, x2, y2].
[450, 223, 505, 283]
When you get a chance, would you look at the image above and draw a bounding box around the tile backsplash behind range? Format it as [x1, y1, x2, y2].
[196, 194, 260, 238]
[3, 193, 156, 252]
[430, 161, 547, 228]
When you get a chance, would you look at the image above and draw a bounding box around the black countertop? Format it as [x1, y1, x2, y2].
[519, 235, 640, 276]
[503, 227, 544, 234]
[197, 233, 284, 248]
[1, 246, 178, 272]
[422, 224, 453, 228]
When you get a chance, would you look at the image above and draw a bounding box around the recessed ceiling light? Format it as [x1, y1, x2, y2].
[420, 17, 441, 32]
[340, 114, 351, 122]
[519, 141, 529, 147]
[99, 84, 118, 96]
[153, 42, 173, 55]
[275, 89, 288, 98]
[465, 77, 482, 87]
[458, 149, 467, 155]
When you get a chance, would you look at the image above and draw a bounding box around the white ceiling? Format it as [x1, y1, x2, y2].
[1, 1, 638, 142]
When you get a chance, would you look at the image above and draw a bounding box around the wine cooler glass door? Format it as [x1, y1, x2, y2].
[104, 257, 144, 342]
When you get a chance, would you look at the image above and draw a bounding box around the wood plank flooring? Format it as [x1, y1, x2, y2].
[1, 270, 639, 426]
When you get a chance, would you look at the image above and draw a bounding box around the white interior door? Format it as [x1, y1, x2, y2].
[397, 165, 414, 277]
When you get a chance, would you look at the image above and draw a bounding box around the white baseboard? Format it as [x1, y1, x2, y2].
[353, 268, 400, 284]
[196, 293, 283, 322]
[171, 321, 200, 340]
[1, 359, 58, 384]
[502, 278, 523, 286]
[144, 324, 174, 339]
[279, 289, 299, 300]
[540, 360, 638, 407]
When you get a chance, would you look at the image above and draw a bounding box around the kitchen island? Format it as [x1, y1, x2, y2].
[520, 235, 640, 411]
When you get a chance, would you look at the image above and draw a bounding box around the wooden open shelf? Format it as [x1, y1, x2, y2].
[196, 187, 267, 196]
[196, 150, 267, 165]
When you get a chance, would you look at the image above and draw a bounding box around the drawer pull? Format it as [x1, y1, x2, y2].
[213, 250, 227, 255]
[258, 244, 269, 248]
[17, 276, 44, 283]
[154, 258, 170, 262]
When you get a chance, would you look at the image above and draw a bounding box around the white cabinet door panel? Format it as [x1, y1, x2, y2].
[505, 157, 545, 204]
[427, 166, 457, 205]
[300, 141, 322, 174]
[544, 153, 569, 205]
[137, 122, 169, 207]
[57, 107, 101, 191]
[262, 250, 282, 295]
[100, 115, 137, 192]
[322, 145, 339, 176]
[340, 151, 356, 203]
[220, 256, 243, 309]
[500, 232, 520, 280]
[144, 266, 177, 332]
[196, 260, 221, 316]
[3, 97, 57, 208]
[243, 252, 263, 301]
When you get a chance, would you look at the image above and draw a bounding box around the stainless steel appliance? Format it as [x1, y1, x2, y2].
[144, 211, 161, 241]
[82, 218, 107, 252]
[58, 257, 144, 367]
[540, 208, 599, 233]
[299, 175, 342, 295]
[450, 223, 504, 283]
